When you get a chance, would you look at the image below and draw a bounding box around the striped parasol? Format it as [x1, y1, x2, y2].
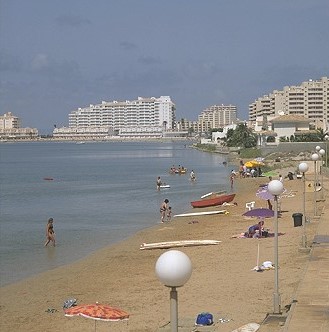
[65, 302, 129, 331]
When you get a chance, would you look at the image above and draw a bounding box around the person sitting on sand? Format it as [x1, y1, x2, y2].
[245, 220, 264, 238]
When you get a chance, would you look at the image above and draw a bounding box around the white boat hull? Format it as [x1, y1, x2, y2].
[140, 239, 221, 250]
[174, 210, 228, 217]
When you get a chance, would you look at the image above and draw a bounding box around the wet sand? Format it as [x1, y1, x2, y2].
[0, 167, 327, 332]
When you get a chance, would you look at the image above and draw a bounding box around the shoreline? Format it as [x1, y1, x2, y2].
[1, 167, 327, 331]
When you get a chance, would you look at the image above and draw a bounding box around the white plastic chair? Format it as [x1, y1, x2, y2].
[245, 201, 255, 210]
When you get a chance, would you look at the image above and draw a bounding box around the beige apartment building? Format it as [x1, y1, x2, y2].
[0, 112, 38, 140]
[197, 104, 237, 133]
[249, 77, 328, 131]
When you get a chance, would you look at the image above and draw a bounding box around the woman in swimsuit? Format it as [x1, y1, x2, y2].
[44, 218, 56, 246]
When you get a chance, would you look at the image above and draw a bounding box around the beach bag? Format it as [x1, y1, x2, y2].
[195, 312, 213, 326]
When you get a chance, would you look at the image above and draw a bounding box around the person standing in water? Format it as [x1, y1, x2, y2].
[44, 218, 56, 247]
[156, 176, 162, 191]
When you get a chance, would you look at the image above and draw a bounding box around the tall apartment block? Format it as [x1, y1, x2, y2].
[248, 77, 328, 130]
[54, 96, 176, 139]
[197, 104, 237, 133]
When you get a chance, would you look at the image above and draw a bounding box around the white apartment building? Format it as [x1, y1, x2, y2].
[54, 96, 176, 139]
[0, 112, 21, 129]
[197, 104, 237, 133]
[249, 77, 328, 131]
[0, 112, 38, 140]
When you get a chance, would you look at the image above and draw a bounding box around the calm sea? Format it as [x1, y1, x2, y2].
[0, 141, 230, 286]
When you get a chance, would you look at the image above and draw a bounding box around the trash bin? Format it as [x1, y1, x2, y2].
[292, 213, 303, 227]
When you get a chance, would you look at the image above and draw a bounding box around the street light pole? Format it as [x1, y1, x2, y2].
[298, 162, 309, 248]
[155, 250, 192, 332]
[311, 153, 319, 216]
[319, 149, 325, 200]
[268, 179, 284, 314]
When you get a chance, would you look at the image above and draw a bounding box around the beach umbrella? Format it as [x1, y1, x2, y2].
[256, 188, 274, 201]
[243, 208, 274, 218]
[245, 160, 265, 168]
[256, 186, 286, 201]
[65, 303, 129, 331]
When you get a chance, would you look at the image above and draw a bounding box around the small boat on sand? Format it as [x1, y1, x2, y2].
[191, 193, 236, 208]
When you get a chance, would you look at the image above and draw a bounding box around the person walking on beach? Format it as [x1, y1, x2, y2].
[160, 199, 169, 223]
[156, 176, 162, 191]
[44, 218, 56, 247]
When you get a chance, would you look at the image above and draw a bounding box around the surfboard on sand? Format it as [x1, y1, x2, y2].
[231, 322, 260, 332]
[140, 239, 221, 250]
[173, 210, 228, 217]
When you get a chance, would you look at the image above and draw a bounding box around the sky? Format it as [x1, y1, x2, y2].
[1, 0, 329, 133]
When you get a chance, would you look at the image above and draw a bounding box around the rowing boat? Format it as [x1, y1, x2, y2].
[191, 193, 236, 208]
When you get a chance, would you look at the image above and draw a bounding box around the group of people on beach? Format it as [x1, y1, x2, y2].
[238, 160, 263, 178]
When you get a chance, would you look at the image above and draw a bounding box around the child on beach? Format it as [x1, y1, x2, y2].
[166, 206, 172, 221]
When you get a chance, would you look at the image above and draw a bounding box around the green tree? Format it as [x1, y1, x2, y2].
[226, 123, 257, 148]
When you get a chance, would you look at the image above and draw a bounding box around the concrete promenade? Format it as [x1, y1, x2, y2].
[282, 200, 329, 332]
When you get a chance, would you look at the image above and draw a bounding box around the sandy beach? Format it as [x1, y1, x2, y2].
[0, 164, 327, 332]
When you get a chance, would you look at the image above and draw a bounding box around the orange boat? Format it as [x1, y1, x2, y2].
[191, 193, 236, 208]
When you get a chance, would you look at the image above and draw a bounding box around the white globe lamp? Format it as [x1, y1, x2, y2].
[298, 162, 309, 173]
[155, 250, 192, 287]
[311, 153, 319, 161]
[268, 179, 284, 196]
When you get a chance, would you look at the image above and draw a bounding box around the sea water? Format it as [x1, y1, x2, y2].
[0, 141, 231, 286]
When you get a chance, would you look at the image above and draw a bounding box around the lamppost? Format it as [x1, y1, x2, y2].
[298, 162, 309, 248]
[311, 153, 319, 216]
[315, 145, 321, 176]
[155, 250, 192, 332]
[325, 135, 329, 167]
[319, 148, 325, 200]
[268, 179, 284, 314]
